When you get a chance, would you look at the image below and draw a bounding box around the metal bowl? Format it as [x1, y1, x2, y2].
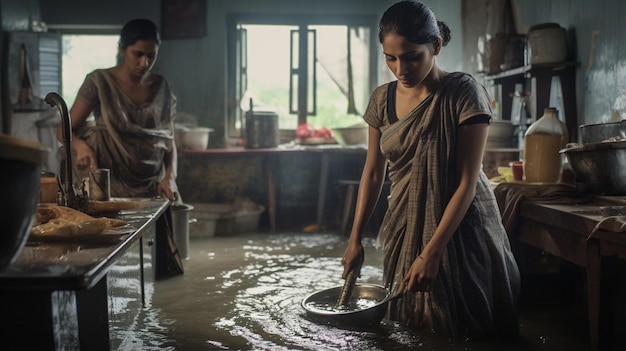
[579, 120, 626, 144]
[561, 140, 626, 195]
[0, 135, 45, 271]
[331, 126, 368, 145]
[301, 283, 390, 326]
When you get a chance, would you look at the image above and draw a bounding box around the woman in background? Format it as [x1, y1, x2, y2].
[341, 0, 520, 338]
[59, 18, 179, 201]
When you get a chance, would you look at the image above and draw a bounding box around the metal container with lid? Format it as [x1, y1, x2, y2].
[527, 23, 567, 64]
[245, 110, 279, 149]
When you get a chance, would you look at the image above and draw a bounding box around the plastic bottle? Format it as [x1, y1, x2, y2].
[523, 107, 568, 183]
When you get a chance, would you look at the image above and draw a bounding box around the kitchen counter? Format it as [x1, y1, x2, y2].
[0, 198, 171, 350]
[181, 144, 367, 231]
[516, 195, 626, 351]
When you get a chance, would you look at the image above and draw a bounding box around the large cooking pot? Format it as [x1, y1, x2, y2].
[579, 120, 626, 144]
[245, 111, 279, 148]
[561, 140, 626, 195]
[301, 283, 400, 327]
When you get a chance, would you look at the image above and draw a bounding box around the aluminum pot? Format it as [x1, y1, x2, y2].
[171, 203, 195, 260]
[301, 283, 395, 326]
[560, 140, 626, 195]
[579, 120, 626, 144]
[245, 111, 279, 149]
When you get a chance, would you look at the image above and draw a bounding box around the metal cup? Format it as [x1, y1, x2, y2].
[89, 168, 110, 201]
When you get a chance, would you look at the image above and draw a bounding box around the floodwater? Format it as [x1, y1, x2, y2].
[115, 232, 591, 351]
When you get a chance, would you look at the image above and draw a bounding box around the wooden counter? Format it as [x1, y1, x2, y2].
[517, 196, 626, 351]
[181, 144, 367, 231]
[0, 198, 170, 350]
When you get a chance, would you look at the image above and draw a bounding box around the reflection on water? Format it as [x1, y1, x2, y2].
[118, 232, 588, 351]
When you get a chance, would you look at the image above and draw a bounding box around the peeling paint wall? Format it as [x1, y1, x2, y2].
[463, 0, 626, 127]
[515, 0, 626, 124]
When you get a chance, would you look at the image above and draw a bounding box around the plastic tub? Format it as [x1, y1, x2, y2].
[190, 202, 264, 237]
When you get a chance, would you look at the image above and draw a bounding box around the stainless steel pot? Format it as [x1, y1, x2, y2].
[301, 283, 399, 327]
[561, 140, 626, 195]
[579, 120, 626, 144]
[172, 204, 195, 259]
[245, 111, 279, 149]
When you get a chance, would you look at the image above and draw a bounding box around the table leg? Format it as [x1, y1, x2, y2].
[586, 238, 601, 351]
[317, 153, 330, 230]
[265, 156, 277, 232]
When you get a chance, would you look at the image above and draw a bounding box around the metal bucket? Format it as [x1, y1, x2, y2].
[171, 204, 195, 259]
[245, 111, 279, 148]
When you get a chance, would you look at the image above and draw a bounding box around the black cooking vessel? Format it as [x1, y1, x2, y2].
[245, 111, 279, 149]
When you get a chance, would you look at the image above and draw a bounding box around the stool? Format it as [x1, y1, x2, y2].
[338, 179, 391, 235]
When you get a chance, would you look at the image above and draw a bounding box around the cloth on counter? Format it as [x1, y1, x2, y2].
[71, 69, 177, 198]
[493, 182, 589, 237]
[589, 216, 626, 239]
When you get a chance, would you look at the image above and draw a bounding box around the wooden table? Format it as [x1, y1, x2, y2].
[517, 197, 626, 351]
[0, 199, 170, 350]
[181, 145, 367, 231]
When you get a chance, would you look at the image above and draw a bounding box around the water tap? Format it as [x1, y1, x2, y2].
[44, 92, 88, 212]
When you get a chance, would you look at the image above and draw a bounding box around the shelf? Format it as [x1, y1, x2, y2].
[485, 61, 578, 83]
[484, 61, 579, 144]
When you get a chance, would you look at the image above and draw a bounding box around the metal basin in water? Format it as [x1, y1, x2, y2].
[301, 283, 391, 326]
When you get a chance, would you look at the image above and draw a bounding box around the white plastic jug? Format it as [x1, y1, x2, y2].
[523, 108, 568, 183]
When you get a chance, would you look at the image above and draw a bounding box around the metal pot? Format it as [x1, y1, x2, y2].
[579, 120, 626, 144]
[561, 140, 626, 195]
[171, 204, 195, 259]
[301, 283, 398, 326]
[245, 111, 279, 149]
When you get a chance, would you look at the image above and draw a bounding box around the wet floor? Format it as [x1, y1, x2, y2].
[115, 231, 594, 351]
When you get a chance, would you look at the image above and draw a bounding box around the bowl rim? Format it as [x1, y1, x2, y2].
[0, 134, 46, 166]
[301, 283, 389, 317]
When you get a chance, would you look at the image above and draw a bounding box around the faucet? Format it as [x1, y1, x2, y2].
[44, 92, 87, 212]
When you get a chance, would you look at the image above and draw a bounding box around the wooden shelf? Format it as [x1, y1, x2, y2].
[485, 61, 578, 82]
[484, 61, 578, 144]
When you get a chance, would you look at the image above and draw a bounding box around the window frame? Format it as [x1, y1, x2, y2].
[225, 13, 379, 139]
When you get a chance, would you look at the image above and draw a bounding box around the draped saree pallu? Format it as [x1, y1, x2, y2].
[73, 69, 176, 198]
[364, 72, 520, 337]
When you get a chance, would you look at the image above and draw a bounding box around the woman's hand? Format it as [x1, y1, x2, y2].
[340, 240, 365, 279]
[403, 252, 441, 292]
[157, 170, 178, 201]
[73, 138, 97, 170]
